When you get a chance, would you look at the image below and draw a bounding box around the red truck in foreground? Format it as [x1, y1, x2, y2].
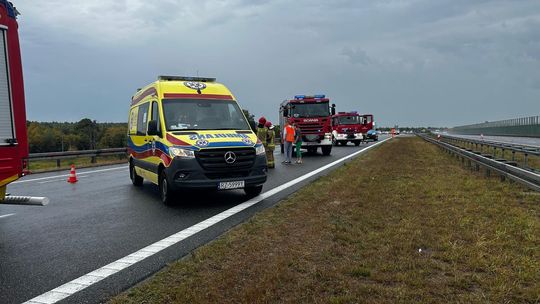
[0, 1, 28, 201]
[279, 95, 335, 155]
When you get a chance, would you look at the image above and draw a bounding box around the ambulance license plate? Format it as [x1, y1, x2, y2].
[218, 181, 245, 190]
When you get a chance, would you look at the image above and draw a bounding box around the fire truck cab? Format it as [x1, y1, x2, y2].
[0, 1, 28, 201]
[279, 95, 335, 156]
[331, 112, 363, 146]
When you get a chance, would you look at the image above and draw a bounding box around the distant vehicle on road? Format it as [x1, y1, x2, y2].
[366, 129, 379, 141]
[128, 76, 267, 204]
[279, 95, 335, 155]
[0, 2, 28, 202]
[331, 111, 363, 146]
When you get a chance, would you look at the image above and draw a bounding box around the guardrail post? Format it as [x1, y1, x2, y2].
[91, 156, 97, 164]
[485, 167, 491, 177]
[56, 159, 61, 168]
[512, 151, 515, 161]
[524, 153, 528, 168]
[475, 163, 480, 171]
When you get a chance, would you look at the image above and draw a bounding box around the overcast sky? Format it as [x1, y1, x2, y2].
[16, 0, 540, 127]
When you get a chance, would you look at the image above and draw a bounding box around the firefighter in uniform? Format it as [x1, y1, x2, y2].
[265, 121, 275, 168]
[256, 117, 267, 145]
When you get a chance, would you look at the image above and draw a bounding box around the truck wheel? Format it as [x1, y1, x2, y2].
[321, 146, 332, 156]
[354, 141, 360, 146]
[245, 185, 263, 197]
[130, 163, 143, 186]
[307, 147, 317, 154]
[159, 171, 174, 205]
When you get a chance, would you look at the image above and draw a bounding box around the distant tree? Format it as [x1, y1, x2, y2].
[75, 118, 99, 150]
[99, 125, 127, 148]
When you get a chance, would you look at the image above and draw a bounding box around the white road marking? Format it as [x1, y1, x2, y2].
[12, 167, 128, 184]
[37, 175, 89, 184]
[0, 213, 15, 219]
[23, 138, 391, 304]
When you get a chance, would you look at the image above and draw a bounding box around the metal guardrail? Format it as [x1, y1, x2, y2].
[437, 134, 539, 170]
[418, 133, 540, 192]
[28, 148, 127, 168]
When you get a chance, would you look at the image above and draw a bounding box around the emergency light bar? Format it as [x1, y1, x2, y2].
[158, 75, 216, 82]
[294, 94, 326, 99]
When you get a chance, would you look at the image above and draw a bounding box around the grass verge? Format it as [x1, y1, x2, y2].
[111, 137, 539, 304]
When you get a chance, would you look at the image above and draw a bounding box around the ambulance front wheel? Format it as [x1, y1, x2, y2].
[159, 171, 174, 205]
[245, 185, 263, 197]
[130, 162, 143, 186]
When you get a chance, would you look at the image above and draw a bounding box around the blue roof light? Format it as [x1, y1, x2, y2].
[294, 95, 305, 99]
[314, 94, 325, 98]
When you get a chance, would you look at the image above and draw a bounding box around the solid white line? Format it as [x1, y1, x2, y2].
[23, 138, 391, 304]
[12, 166, 128, 184]
[0, 213, 15, 219]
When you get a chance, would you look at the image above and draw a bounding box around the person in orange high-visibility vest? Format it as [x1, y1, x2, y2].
[283, 119, 295, 164]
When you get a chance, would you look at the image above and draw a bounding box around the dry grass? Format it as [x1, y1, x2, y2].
[111, 137, 540, 304]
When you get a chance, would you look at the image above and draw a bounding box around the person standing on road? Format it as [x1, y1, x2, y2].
[283, 119, 295, 164]
[294, 125, 303, 164]
[256, 117, 267, 146]
[265, 121, 275, 168]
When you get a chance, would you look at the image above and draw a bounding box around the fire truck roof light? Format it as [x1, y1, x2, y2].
[294, 95, 306, 99]
[314, 94, 325, 98]
[158, 75, 216, 82]
[294, 94, 326, 99]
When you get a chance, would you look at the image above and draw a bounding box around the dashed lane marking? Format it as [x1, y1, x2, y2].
[0, 213, 15, 219]
[23, 138, 391, 304]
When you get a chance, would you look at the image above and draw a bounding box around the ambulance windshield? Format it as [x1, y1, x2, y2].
[163, 99, 251, 131]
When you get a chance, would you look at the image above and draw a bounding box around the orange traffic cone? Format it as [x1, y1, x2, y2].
[67, 164, 78, 183]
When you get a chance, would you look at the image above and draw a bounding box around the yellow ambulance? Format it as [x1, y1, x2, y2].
[128, 76, 267, 204]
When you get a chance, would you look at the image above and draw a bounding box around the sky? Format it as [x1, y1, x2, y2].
[15, 0, 540, 127]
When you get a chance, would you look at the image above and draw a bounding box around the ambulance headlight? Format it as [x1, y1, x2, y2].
[255, 145, 265, 155]
[170, 147, 195, 158]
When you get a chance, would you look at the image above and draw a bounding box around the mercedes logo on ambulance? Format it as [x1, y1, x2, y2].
[224, 151, 237, 164]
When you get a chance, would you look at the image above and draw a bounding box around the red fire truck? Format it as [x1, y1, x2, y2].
[359, 114, 375, 134]
[0, 1, 28, 202]
[331, 112, 363, 146]
[279, 95, 335, 156]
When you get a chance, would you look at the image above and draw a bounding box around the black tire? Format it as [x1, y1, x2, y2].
[307, 147, 317, 154]
[130, 163, 143, 186]
[245, 185, 263, 197]
[159, 171, 174, 205]
[321, 145, 332, 156]
[354, 141, 360, 146]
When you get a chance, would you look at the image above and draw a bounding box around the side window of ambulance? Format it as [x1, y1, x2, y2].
[128, 108, 138, 135]
[137, 103, 149, 135]
[151, 101, 161, 133]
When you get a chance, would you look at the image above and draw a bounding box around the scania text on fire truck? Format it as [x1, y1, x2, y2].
[0, 1, 28, 202]
[279, 95, 335, 156]
[331, 112, 364, 146]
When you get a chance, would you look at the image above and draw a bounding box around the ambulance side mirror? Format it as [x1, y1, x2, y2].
[147, 120, 160, 136]
[331, 104, 336, 116]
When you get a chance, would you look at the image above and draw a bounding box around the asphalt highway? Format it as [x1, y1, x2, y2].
[448, 134, 540, 147]
[0, 136, 388, 304]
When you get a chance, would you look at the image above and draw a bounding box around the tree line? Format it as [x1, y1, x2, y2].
[27, 119, 126, 153]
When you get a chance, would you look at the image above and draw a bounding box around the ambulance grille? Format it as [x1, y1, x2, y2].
[196, 147, 256, 170]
